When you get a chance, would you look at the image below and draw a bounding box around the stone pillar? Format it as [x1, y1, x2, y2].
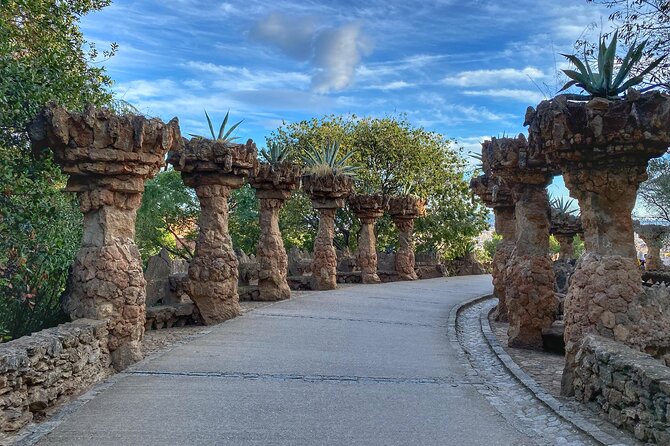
[470, 171, 516, 322]
[492, 205, 516, 321]
[506, 183, 556, 349]
[555, 234, 574, 261]
[169, 138, 258, 324]
[484, 135, 557, 350]
[349, 194, 387, 284]
[312, 205, 339, 290]
[389, 195, 426, 281]
[302, 172, 354, 291]
[524, 91, 670, 395]
[250, 163, 301, 301]
[634, 221, 669, 271]
[28, 104, 181, 370]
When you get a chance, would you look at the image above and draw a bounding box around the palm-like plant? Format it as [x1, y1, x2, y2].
[260, 141, 291, 165]
[550, 196, 579, 217]
[302, 139, 359, 176]
[559, 31, 666, 98]
[189, 110, 243, 142]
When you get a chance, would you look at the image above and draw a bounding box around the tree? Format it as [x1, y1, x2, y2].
[582, 0, 670, 90]
[0, 0, 115, 339]
[637, 155, 670, 223]
[135, 170, 199, 262]
[267, 114, 489, 259]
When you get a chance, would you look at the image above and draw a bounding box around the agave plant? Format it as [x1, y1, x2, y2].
[302, 139, 360, 176]
[559, 31, 666, 98]
[260, 141, 291, 165]
[189, 110, 243, 142]
[550, 196, 579, 217]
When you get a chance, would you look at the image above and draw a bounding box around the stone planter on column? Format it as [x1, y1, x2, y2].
[525, 90, 670, 394]
[168, 138, 258, 324]
[302, 172, 354, 290]
[388, 195, 426, 281]
[470, 174, 515, 321]
[249, 163, 301, 300]
[348, 194, 388, 284]
[485, 135, 557, 349]
[633, 220, 669, 271]
[28, 104, 181, 370]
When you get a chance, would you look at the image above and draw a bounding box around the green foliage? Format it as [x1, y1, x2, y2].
[0, 146, 79, 340]
[573, 234, 586, 258]
[135, 170, 199, 262]
[302, 139, 360, 176]
[229, 184, 260, 255]
[637, 155, 670, 224]
[268, 114, 489, 257]
[560, 31, 666, 97]
[549, 234, 561, 255]
[189, 110, 242, 143]
[0, 0, 114, 340]
[260, 141, 291, 165]
[483, 233, 503, 259]
[550, 196, 579, 216]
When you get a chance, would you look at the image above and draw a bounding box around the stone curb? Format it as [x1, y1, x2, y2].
[477, 300, 631, 446]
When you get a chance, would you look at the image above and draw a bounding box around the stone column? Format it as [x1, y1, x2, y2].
[634, 221, 669, 271]
[470, 173, 516, 322]
[506, 182, 556, 349]
[492, 205, 516, 321]
[169, 138, 258, 324]
[525, 91, 670, 395]
[250, 163, 301, 301]
[312, 205, 339, 290]
[28, 104, 180, 370]
[302, 172, 353, 291]
[389, 195, 426, 281]
[554, 234, 574, 261]
[484, 135, 557, 350]
[349, 194, 387, 284]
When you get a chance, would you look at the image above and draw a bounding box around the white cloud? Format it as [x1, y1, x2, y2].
[250, 12, 316, 60]
[312, 22, 373, 93]
[366, 80, 414, 91]
[250, 13, 372, 94]
[462, 88, 546, 103]
[442, 67, 546, 87]
[184, 61, 310, 90]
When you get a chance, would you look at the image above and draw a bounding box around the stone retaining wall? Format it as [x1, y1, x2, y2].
[0, 319, 112, 434]
[574, 334, 670, 444]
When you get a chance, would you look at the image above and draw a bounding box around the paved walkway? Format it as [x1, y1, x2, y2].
[23, 276, 590, 445]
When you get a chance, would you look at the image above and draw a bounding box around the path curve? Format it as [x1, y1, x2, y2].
[18, 276, 590, 445]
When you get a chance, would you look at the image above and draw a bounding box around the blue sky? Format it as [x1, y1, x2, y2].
[80, 0, 615, 199]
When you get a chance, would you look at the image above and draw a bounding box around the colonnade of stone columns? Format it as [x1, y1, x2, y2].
[28, 104, 182, 370]
[389, 195, 426, 281]
[484, 136, 557, 349]
[525, 91, 670, 395]
[348, 194, 387, 284]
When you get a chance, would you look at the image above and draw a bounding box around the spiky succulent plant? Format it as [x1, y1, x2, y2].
[189, 110, 243, 142]
[550, 196, 579, 217]
[260, 141, 291, 165]
[303, 139, 359, 176]
[559, 31, 666, 98]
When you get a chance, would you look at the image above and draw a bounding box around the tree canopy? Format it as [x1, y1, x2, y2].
[637, 156, 670, 223]
[267, 114, 489, 258]
[0, 0, 115, 339]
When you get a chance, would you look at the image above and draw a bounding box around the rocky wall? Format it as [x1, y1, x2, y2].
[0, 320, 112, 434]
[574, 334, 670, 444]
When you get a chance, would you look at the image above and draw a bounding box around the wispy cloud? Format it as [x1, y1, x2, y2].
[463, 88, 547, 103]
[442, 67, 546, 87]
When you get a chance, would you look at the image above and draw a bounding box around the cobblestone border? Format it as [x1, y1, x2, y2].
[464, 296, 630, 446]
